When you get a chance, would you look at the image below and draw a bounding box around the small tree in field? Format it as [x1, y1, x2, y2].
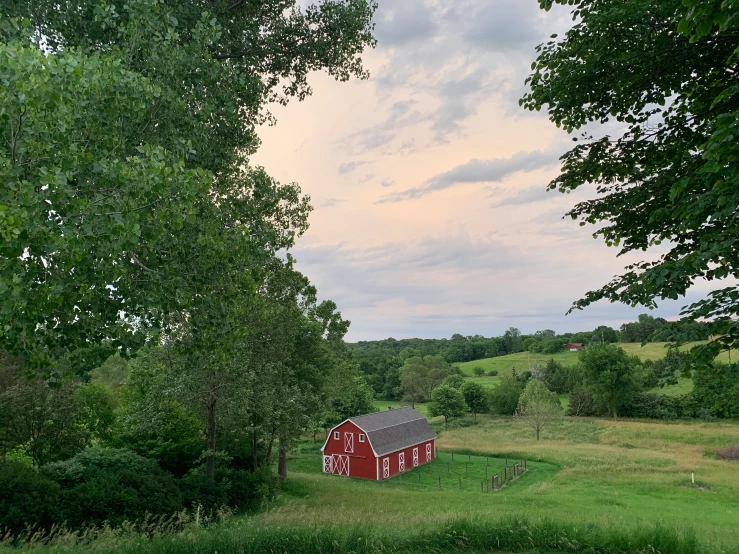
[429, 385, 467, 430]
[516, 380, 562, 440]
[461, 381, 488, 422]
[473, 366, 485, 377]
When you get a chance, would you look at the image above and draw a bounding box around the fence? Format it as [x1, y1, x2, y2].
[383, 451, 528, 493]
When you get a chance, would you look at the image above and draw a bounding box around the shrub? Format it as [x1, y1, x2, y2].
[180, 465, 278, 512]
[488, 376, 524, 415]
[487, 369, 499, 377]
[716, 445, 739, 461]
[472, 366, 485, 377]
[41, 448, 183, 528]
[0, 461, 60, 535]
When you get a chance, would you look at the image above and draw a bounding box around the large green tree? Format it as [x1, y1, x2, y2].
[2, 1, 376, 371]
[523, 0, 739, 360]
[516, 379, 562, 440]
[578, 345, 641, 418]
[428, 385, 467, 430]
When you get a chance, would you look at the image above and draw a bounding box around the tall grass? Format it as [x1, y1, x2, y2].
[0, 516, 727, 554]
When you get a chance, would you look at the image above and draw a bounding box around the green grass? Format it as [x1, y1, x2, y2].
[6, 416, 739, 553]
[372, 399, 429, 416]
[648, 377, 695, 396]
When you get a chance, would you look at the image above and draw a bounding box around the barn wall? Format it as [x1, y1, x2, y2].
[379, 439, 435, 480]
[322, 421, 377, 480]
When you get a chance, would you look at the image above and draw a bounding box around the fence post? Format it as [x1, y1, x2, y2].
[447, 462, 450, 476]
[485, 466, 488, 480]
[480, 481, 483, 493]
[438, 476, 441, 489]
[468, 453, 471, 463]
[504, 466, 507, 482]
[459, 478, 461, 490]
[486, 456, 489, 466]
[418, 473, 421, 484]
[452, 452, 454, 461]
[524, 458, 527, 471]
[466, 463, 468, 477]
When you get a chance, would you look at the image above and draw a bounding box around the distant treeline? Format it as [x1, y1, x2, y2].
[348, 315, 711, 399]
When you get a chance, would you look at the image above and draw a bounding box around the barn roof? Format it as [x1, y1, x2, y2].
[349, 407, 436, 456]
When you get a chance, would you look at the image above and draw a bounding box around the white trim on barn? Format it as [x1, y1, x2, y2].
[382, 457, 389, 479]
[413, 447, 419, 467]
[323, 455, 333, 474]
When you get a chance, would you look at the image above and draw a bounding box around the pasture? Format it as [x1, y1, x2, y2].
[5, 415, 738, 554]
[266, 416, 739, 548]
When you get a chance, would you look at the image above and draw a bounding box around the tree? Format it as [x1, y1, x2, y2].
[488, 376, 525, 415]
[3, 0, 377, 373]
[591, 326, 619, 345]
[472, 366, 486, 377]
[578, 345, 641, 419]
[461, 381, 488, 422]
[523, 0, 739, 359]
[503, 328, 523, 354]
[442, 374, 465, 389]
[516, 380, 562, 440]
[620, 315, 668, 343]
[400, 355, 450, 404]
[428, 385, 467, 430]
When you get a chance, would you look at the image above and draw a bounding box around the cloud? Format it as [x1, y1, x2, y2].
[488, 184, 556, 207]
[374, 0, 438, 47]
[320, 198, 347, 208]
[338, 161, 367, 175]
[377, 149, 560, 203]
[381, 180, 394, 188]
[341, 100, 427, 154]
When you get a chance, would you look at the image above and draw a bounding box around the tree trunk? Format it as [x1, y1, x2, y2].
[252, 424, 258, 470]
[206, 397, 218, 480]
[536, 425, 540, 441]
[265, 427, 277, 464]
[444, 416, 448, 430]
[278, 438, 288, 482]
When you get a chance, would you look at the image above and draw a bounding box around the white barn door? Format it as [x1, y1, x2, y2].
[344, 432, 354, 453]
[426, 443, 432, 461]
[412, 447, 419, 467]
[398, 452, 405, 472]
[382, 457, 389, 478]
[323, 455, 333, 474]
[332, 454, 349, 476]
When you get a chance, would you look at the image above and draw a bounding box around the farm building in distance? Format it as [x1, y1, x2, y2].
[321, 406, 436, 480]
[564, 342, 584, 351]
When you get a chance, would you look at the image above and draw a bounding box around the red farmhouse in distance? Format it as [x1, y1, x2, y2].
[564, 343, 585, 351]
[321, 406, 436, 480]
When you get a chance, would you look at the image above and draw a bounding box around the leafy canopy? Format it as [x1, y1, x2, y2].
[523, 0, 739, 361]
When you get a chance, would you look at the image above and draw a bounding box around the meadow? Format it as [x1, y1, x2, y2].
[4, 415, 738, 554]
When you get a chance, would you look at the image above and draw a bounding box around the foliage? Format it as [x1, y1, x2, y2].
[75, 384, 117, 444]
[487, 369, 499, 377]
[460, 381, 488, 421]
[180, 465, 277, 512]
[40, 448, 183, 528]
[428, 385, 467, 430]
[399, 355, 450, 403]
[0, 461, 60, 535]
[472, 366, 485, 376]
[620, 315, 668, 344]
[503, 328, 523, 354]
[89, 354, 129, 399]
[0, 363, 88, 465]
[441, 374, 465, 389]
[691, 362, 739, 419]
[488, 376, 525, 415]
[567, 386, 595, 417]
[578, 345, 641, 418]
[516, 380, 562, 440]
[524, 0, 739, 358]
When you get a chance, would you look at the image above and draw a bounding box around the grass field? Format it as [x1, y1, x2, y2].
[267, 415, 739, 548]
[457, 342, 739, 379]
[7, 415, 739, 553]
[373, 399, 429, 416]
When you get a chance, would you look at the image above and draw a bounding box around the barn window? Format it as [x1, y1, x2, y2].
[359, 434, 365, 442]
[334, 431, 340, 440]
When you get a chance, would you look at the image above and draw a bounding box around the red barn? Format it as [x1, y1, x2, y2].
[564, 343, 584, 351]
[320, 407, 436, 480]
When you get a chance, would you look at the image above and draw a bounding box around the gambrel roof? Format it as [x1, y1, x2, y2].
[349, 406, 436, 456]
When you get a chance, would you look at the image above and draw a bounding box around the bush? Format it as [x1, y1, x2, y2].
[0, 461, 60, 535]
[180, 465, 278, 512]
[716, 445, 739, 461]
[488, 376, 524, 415]
[624, 393, 686, 420]
[472, 366, 485, 376]
[487, 369, 498, 377]
[41, 448, 183, 528]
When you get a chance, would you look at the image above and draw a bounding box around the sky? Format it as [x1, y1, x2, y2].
[252, 0, 712, 342]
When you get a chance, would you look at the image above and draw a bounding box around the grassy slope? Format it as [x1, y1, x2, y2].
[267, 416, 739, 547]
